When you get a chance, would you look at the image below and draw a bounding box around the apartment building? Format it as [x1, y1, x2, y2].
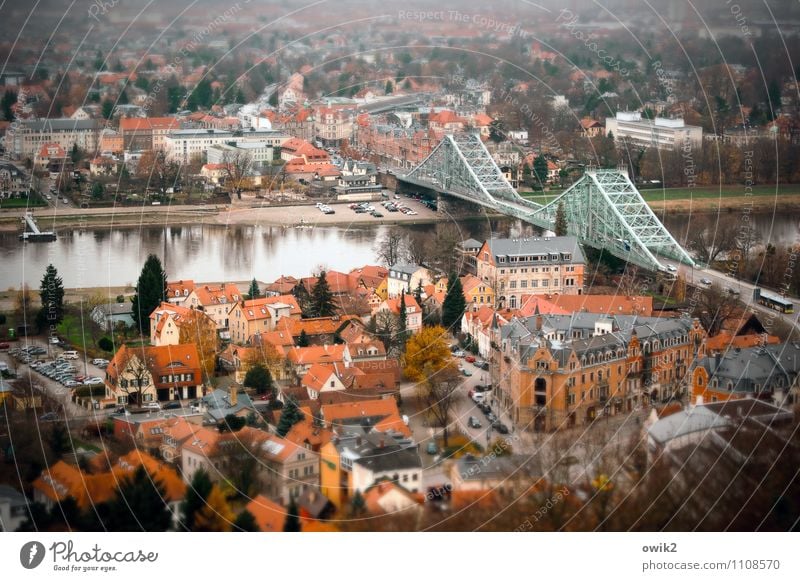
[6, 118, 102, 160]
[314, 106, 354, 147]
[476, 237, 585, 308]
[227, 295, 303, 344]
[495, 313, 705, 431]
[119, 117, 180, 151]
[164, 128, 235, 164]
[605, 111, 703, 150]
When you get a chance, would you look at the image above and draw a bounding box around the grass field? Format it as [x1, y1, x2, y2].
[519, 184, 800, 204]
[0, 195, 47, 209]
[56, 314, 95, 351]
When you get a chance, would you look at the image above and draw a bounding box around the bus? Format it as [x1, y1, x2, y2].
[753, 288, 794, 314]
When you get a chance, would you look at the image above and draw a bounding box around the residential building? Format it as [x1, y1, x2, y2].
[461, 274, 495, 312]
[476, 237, 586, 308]
[0, 161, 27, 198]
[374, 294, 423, 333]
[246, 495, 287, 531]
[287, 344, 351, 377]
[166, 279, 196, 304]
[313, 106, 354, 146]
[450, 454, 542, 497]
[387, 264, 433, 298]
[119, 117, 180, 151]
[0, 485, 27, 532]
[496, 313, 705, 431]
[90, 302, 134, 331]
[105, 343, 204, 405]
[227, 295, 302, 344]
[605, 111, 703, 150]
[164, 128, 235, 164]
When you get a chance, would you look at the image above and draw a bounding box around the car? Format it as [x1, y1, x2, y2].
[465, 355, 476, 363]
[354, 207, 367, 213]
[49, 336, 59, 344]
[141, 402, 162, 410]
[83, 377, 104, 385]
[371, 211, 383, 218]
[426, 441, 439, 455]
[478, 361, 490, 370]
[666, 265, 677, 272]
[724, 286, 740, 296]
[479, 403, 492, 415]
[39, 412, 59, 421]
[492, 421, 510, 435]
[450, 344, 459, 352]
[700, 278, 712, 285]
[92, 358, 109, 366]
[472, 392, 485, 403]
[486, 412, 497, 423]
[393, 194, 400, 199]
[29, 360, 45, 369]
[315, 202, 325, 208]
[74, 375, 87, 382]
[462, 368, 473, 377]
[474, 384, 490, 393]
[452, 350, 465, 358]
[64, 380, 81, 388]
[323, 208, 335, 214]
[162, 401, 182, 410]
[406, 210, 417, 215]
[0, 342, 10, 350]
[46, 194, 52, 200]
[61, 350, 79, 359]
[468, 416, 482, 429]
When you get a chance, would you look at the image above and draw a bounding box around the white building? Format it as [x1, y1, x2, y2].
[164, 128, 235, 164]
[605, 111, 703, 150]
[6, 118, 102, 160]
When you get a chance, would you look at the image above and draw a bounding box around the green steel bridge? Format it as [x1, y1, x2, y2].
[397, 133, 694, 273]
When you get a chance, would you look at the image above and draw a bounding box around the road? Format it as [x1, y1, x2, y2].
[659, 256, 800, 331]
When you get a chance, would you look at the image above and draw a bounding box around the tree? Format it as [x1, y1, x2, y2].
[691, 284, 741, 337]
[248, 278, 261, 299]
[220, 413, 247, 432]
[419, 363, 461, 447]
[104, 466, 173, 531]
[385, 80, 394, 94]
[1, 89, 16, 121]
[39, 264, 65, 327]
[116, 350, 153, 406]
[243, 362, 273, 396]
[283, 498, 301, 532]
[98, 336, 113, 352]
[15, 284, 34, 325]
[177, 309, 218, 381]
[296, 329, 309, 347]
[292, 282, 313, 316]
[178, 468, 213, 531]
[403, 325, 451, 383]
[136, 149, 181, 198]
[489, 118, 505, 143]
[688, 214, 739, 266]
[233, 509, 259, 531]
[221, 149, 254, 199]
[101, 100, 114, 119]
[441, 274, 466, 333]
[397, 290, 408, 342]
[555, 201, 568, 236]
[373, 310, 400, 354]
[193, 485, 233, 532]
[276, 397, 303, 437]
[90, 182, 104, 200]
[311, 271, 337, 317]
[375, 231, 404, 266]
[533, 155, 549, 189]
[414, 279, 424, 308]
[131, 254, 167, 336]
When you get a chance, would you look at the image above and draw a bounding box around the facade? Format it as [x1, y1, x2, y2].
[90, 302, 134, 331]
[476, 237, 586, 308]
[496, 313, 705, 431]
[227, 295, 302, 344]
[314, 107, 354, 146]
[605, 111, 703, 150]
[6, 118, 102, 160]
[374, 294, 423, 333]
[0, 161, 28, 198]
[119, 117, 180, 151]
[164, 129, 235, 164]
[387, 264, 432, 298]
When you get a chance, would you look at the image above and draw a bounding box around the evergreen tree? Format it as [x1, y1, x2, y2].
[178, 468, 213, 531]
[533, 155, 549, 189]
[311, 271, 337, 317]
[296, 329, 309, 347]
[414, 279, 424, 307]
[292, 282, 313, 317]
[248, 278, 261, 299]
[39, 264, 65, 326]
[398, 290, 408, 341]
[243, 363, 273, 395]
[350, 490, 366, 517]
[555, 201, 568, 236]
[233, 509, 260, 531]
[283, 498, 301, 532]
[131, 254, 167, 336]
[104, 466, 173, 531]
[276, 397, 303, 437]
[441, 274, 466, 333]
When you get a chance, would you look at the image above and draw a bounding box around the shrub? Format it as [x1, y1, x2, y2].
[98, 336, 113, 351]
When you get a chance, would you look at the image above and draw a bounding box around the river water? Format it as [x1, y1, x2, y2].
[1, 212, 797, 288]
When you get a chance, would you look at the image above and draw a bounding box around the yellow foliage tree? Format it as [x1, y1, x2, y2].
[403, 325, 452, 383]
[192, 485, 233, 532]
[178, 309, 219, 382]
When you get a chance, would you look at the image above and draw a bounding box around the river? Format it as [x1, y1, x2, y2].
[1, 212, 797, 288]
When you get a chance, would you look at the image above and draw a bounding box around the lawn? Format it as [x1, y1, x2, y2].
[56, 313, 95, 352]
[519, 184, 800, 204]
[0, 194, 47, 208]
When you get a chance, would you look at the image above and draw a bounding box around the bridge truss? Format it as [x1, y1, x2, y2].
[400, 133, 694, 272]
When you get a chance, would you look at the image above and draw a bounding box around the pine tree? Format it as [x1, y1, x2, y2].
[296, 329, 309, 347]
[311, 271, 337, 317]
[39, 264, 65, 326]
[248, 278, 261, 299]
[441, 274, 466, 333]
[292, 282, 313, 317]
[233, 509, 260, 531]
[414, 279, 424, 307]
[350, 490, 366, 517]
[555, 201, 568, 236]
[243, 363, 273, 395]
[283, 498, 301, 532]
[533, 155, 549, 189]
[104, 466, 173, 531]
[178, 468, 213, 531]
[131, 254, 167, 336]
[398, 290, 408, 341]
[276, 397, 303, 437]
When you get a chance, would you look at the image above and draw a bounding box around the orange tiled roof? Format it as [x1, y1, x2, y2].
[246, 495, 287, 532]
[193, 283, 241, 306]
[106, 343, 201, 384]
[287, 344, 348, 366]
[236, 295, 302, 321]
[705, 331, 780, 352]
[119, 117, 179, 132]
[321, 398, 410, 437]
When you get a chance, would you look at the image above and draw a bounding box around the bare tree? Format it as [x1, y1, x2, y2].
[136, 150, 181, 198]
[221, 150, 253, 200]
[404, 231, 431, 266]
[117, 351, 153, 406]
[691, 284, 741, 337]
[689, 214, 739, 265]
[375, 231, 405, 266]
[418, 363, 461, 447]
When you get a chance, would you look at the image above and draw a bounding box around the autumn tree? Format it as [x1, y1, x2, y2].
[403, 325, 451, 383]
[178, 309, 218, 381]
[136, 149, 181, 197]
[178, 468, 213, 531]
[14, 284, 35, 326]
[221, 149, 254, 199]
[555, 201, 568, 236]
[193, 485, 233, 532]
[131, 254, 166, 336]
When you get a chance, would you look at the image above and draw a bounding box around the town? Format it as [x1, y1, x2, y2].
[1, 0, 800, 536]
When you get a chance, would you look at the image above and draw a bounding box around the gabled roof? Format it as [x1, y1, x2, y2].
[287, 344, 349, 366]
[321, 398, 410, 437]
[246, 495, 287, 532]
[234, 295, 302, 320]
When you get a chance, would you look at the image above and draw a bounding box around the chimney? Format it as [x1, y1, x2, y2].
[379, 437, 385, 448]
[535, 314, 543, 330]
[230, 387, 238, 407]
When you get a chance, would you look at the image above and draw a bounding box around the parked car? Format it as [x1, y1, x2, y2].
[426, 441, 439, 455]
[162, 401, 182, 410]
[91, 358, 109, 366]
[452, 350, 465, 358]
[465, 355, 476, 363]
[141, 401, 162, 410]
[666, 265, 677, 272]
[492, 421, 510, 434]
[700, 278, 712, 285]
[371, 211, 383, 218]
[49, 336, 59, 344]
[39, 412, 59, 421]
[462, 368, 473, 377]
[61, 350, 79, 359]
[83, 377, 104, 385]
[468, 416, 482, 429]
[0, 342, 10, 350]
[471, 392, 485, 403]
